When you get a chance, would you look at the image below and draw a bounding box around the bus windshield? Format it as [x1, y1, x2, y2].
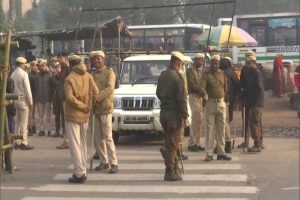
[121, 61, 169, 84]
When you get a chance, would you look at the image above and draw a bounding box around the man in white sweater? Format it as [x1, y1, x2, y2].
[10, 57, 34, 150]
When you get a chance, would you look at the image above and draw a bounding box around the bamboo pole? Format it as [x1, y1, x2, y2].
[0, 28, 12, 174]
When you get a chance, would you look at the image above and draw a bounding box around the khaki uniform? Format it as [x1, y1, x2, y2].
[186, 66, 206, 146]
[92, 67, 118, 165]
[156, 68, 188, 170]
[202, 69, 227, 156]
[11, 67, 33, 146]
[65, 63, 99, 178]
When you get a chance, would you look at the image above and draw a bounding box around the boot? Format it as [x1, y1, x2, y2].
[32, 126, 36, 134]
[164, 168, 182, 181]
[225, 141, 232, 153]
[52, 129, 60, 137]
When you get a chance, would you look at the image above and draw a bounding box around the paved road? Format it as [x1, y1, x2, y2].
[0, 134, 299, 200]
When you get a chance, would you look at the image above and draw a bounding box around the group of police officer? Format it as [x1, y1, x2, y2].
[157, 50, 264, 181]
[10, 49, 264, 183]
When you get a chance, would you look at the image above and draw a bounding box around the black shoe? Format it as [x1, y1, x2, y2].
[180, 154, 188, 160]
[93, 152, 100, 160]
[159, 147, 166, 160]
[95, 163, 109, 171]
[47, 131, 52, 137]
[248, 145, 261, 153]
[32, 126, 36, 134]
[68, 174, 87, 183]
[217, 154, 232, 161]
[164, 168, 182, 181]
[205, 155, 213, 162]
[237, 142, 246, 148]
[19, 144, 34, 150]
[109, 165, 118, 174]
[14, 144, 20, 149]
[28, 128, 33, 136]
[225, 141, 232, 153]
[197, 145, 205, 151]
[38, 131, 45, 136]
[213, 147, 217, 154]
[187, 144, 198, 152]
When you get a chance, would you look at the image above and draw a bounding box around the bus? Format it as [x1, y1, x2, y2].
[231, 12, 300, 69]
[101, 23, 211, 53]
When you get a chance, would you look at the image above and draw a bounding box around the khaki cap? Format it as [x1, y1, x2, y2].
[245, 51, 256, 57]
[89, 51, 95, 58]
[53, 62, 61, 67]
[93, 50, 105, 58]
[245, 55, 256, 61]
[16, 57, 27, 64]
[224, 56, 232, 62]
[171, 51, 184, 62]
[30, 60, 37, 65]
[68, 55, 81, 62]
[194, 53, 205, 59]
[211, 54, 221, 61]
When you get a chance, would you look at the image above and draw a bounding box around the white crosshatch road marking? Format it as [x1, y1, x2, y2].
[53, 173, 248, 182]
[30, 184, 258, 194]
[68, 163, 243, 170]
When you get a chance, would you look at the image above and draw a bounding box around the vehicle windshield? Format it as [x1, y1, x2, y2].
[120, 61, 169, 84]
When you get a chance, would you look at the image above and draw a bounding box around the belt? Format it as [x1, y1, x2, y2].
[208, 98, 224, 103]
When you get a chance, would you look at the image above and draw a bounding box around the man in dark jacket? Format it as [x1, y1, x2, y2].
[220, 57, 240, 153]
[28, 61, 38, 135]
[36, 60, 52, 136]
[156, 51, 189, 181]
[50, 62, 65, 137]
[241, 51, 264, 153]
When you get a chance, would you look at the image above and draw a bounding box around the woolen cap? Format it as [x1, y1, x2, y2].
[16, 57, 27, 64]
[93, 50, 105, 58]
[171, 51, 184, 62]
[68, 55, 81, 62]
[211, 54, 221, 61]
[224, 56, 232, 62]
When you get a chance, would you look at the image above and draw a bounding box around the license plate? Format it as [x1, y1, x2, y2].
[124, 116, 150, 123]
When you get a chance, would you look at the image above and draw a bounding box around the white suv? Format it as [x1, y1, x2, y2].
[112, 54, 192, 142]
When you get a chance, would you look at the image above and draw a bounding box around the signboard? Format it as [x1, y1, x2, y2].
[268, 18, 297, 28]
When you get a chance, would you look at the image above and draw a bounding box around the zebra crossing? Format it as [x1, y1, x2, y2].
[5, 149, 258, 200]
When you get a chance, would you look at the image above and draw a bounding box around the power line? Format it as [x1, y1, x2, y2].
[81, 0, 235, 12]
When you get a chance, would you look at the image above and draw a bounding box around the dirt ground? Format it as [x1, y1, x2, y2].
[229, 90, 299, 139]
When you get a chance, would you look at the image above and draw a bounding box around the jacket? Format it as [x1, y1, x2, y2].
[156, 68, 188, 121]
[92, 66, 116, 114]
[64, 63, 99, 123]
[10, 67, 33, 106]
[36, 71, 52, 103]
[186, 66, 206, 97]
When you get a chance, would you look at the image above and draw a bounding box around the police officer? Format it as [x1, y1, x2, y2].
[64, 55, 99, 183]
[202, 54, 231, 161]
[220, 57, 240, 153]
[92, 51, 119, 174]
[186, 53, 207, 152]
[156, 51, 189, 181]
[50, 62, 65, 137]
[11, 57, 34, 150]
[56, 53, 71, 149]
[241, 52, 264, 153]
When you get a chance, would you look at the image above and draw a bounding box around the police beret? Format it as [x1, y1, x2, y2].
[68, 55, 81, 62]
[171, 51, 184, 62]
[211, 54, 221, 61]
[194, 53, 205, 59]
[93, 50, 105, 58]
[16, 57, 27, 64]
